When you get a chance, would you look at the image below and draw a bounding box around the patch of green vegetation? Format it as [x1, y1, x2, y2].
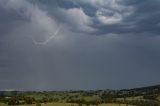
[116, 96, 144, 101]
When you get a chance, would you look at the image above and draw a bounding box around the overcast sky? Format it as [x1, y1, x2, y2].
[0, 0, 160, 91]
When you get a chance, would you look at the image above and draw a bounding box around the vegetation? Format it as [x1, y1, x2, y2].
[0, 85, 160, 106]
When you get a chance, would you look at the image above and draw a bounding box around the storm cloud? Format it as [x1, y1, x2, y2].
[0, 0, 160, 90]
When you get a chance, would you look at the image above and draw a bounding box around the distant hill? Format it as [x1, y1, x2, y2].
[121, 84, 160, 91]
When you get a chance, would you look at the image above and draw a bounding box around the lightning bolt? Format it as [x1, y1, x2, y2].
[32, 26, 61, 45]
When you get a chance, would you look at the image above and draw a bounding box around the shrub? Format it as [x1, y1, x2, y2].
[36, 103, 41, 106]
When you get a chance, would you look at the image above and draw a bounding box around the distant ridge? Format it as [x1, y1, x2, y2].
[120, 84, 160, 91]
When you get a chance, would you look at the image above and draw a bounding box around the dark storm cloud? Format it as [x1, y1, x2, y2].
[82, 0, 160, 35]
[117, 0, 160, 34]
[26, 0, 160, 35]
[0, 0, 160, 90]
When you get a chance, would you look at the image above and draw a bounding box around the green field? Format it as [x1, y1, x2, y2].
[116, 96, 144, 101]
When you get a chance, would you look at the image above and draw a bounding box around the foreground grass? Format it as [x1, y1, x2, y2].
[0, 103, 7, 106]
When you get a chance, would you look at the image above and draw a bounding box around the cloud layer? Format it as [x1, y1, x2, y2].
[0, 0, 160, 90]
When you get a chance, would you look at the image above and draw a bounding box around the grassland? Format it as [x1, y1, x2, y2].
[116, 96, 145, 101]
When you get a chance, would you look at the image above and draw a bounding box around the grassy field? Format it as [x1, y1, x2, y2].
[25, 92, 82, 102]
[116, 96, 144, 101]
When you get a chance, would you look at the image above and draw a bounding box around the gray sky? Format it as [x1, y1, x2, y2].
[0, 0, 160, 91]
